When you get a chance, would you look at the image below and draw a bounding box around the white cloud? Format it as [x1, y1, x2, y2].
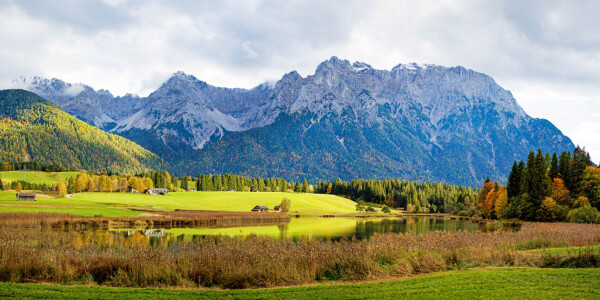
[0, 0, 598, 161]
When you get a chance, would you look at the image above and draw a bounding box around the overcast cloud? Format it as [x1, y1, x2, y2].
[0, 0, 598, 162]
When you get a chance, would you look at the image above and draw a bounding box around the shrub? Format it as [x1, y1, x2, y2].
[382, 206, 391, 214]
[457, 211, 468, 217]
[567, 206, 599, 223]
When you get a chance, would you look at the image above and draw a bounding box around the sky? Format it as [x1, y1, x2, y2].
[0, 0, 598, 162]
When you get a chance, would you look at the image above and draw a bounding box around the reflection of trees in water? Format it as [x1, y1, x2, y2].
[277, 224, 289, 240]
[353, 217, 481, 239]
[72, 217, 486, 247]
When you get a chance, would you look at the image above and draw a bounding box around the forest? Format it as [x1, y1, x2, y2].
[479, 147, 600, 223]
[0, 89, 165, 174]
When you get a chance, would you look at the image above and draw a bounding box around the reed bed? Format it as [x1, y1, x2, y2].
[0, 222, 599, 289]
[0, 211, 290, 229]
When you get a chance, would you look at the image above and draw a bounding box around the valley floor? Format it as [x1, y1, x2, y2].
[1, 268, 598, 299]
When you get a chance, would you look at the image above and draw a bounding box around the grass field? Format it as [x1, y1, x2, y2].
[0, 191, 359, 216]
[0, 191, 143, 217]
[0, 268, 598, 299]
[0, 170, 79, 184]
[71, 191, 359, 215]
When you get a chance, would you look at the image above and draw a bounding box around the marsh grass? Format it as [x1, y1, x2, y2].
[0, 221, 599, 289]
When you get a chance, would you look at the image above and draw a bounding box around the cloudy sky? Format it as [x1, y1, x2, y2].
[0, 0, 598, 162]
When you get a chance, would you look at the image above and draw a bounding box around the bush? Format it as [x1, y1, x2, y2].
[567, 206, 599, 223]
[457, 211, 468, 217]
[382, 206, 391, 213]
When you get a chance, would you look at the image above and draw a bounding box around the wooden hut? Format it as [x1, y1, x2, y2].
[147, 188, 169, 195]
[251, 205, 269, 212]
[17, 192, 36, 201]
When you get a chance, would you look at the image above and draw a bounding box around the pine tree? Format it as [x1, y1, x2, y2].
[506, 161, 521, 198]
[550, 152, 559, 180]
[302, 179, 309, 193]
[0, 177, 4, 190]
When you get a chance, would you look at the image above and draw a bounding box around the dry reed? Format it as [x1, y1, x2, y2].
[0, 222, 599, 289]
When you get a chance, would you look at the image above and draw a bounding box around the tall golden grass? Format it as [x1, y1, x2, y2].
[0, 222, 598, 288]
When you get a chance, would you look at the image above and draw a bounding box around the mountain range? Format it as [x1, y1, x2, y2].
[10, 57, 574, 186]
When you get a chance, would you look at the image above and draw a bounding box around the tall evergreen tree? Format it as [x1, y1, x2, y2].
[506, 161, 522, 198]
[550, 153, 559, 180]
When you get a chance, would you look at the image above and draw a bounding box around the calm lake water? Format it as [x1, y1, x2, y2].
[69, 216, 499, 247]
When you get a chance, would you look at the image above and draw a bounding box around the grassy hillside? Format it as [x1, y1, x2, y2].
[0, 89, 165, 173]
[71, 191, 358, 215]
[1, 268, 598, 299]
[0, 170, 79, 184]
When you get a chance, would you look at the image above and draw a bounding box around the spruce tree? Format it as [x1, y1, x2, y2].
[550, 152, 559, 180]
[506, 161, 521, 198]
[302, 179, 309, 193]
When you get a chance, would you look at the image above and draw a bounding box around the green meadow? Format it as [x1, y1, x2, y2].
[70, 191, 359, 215]
[0, 170, 80, 184]
[0, 191, 143, 217]
[1, 268, 598, 299]
[0, 190, 360, 216]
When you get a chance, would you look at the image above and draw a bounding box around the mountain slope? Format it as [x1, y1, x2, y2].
[13, 58, 574, 185]
[0, 89, 165, 173]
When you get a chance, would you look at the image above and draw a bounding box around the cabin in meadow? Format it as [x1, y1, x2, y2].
[251, 205, 269, 212]
[147, 188, 169, 195]
[273, 206, 281, 212]
[17, 192, 36, 201]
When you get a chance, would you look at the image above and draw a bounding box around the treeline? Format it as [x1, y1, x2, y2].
[315, 179, 478, 213]
[1, 161, 73, 172]
[179, 174, 297, 193]
[479, 147, 600, 223]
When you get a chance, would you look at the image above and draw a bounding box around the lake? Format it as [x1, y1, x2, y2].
[66, 216, 499, 248]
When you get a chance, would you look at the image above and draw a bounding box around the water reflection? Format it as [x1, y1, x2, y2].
[68, 217, 521, 248]
[73, 216, 521, 247]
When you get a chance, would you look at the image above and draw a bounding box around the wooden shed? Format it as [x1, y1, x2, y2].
[147, 188, 169, 195]
[17, 192, 36, 201]
[251, 205, 269, 212]
[273, 206, 281, 212]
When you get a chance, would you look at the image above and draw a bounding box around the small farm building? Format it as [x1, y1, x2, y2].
[148, 188, 169, 195]
[17, 192, 36, 201]
[273, 206, 281, 212]
[251, 205, 269, 212]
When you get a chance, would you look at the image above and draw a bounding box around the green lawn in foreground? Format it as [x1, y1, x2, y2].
[0, 268, 598, 299]
[72, 191, 359, 215]
[0, 170, 79, 184]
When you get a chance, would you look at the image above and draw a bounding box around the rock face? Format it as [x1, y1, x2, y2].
[13, 57, 574, 186]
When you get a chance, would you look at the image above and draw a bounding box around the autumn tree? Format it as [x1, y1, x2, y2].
[537, 197, 562, 222]
[494, 188, 508, 219]
[15, 182, 22, 192]
[57, 182, 67, 196]
[551, 178, 571, 207]
[74, 174, 89, 192]
[477, 181, 496, 218]
[580, 166, 600, 209]
[279, 197, 291, 212]
[98, 175, 112, 192]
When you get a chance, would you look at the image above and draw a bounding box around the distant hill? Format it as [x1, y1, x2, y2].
[0, 89, 166, 173]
